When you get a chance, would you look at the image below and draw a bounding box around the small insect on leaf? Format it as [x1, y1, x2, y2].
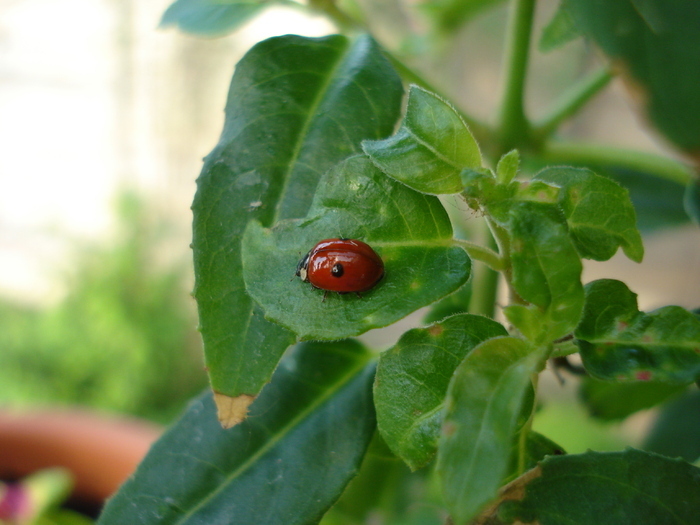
[295, 239, 385, 297]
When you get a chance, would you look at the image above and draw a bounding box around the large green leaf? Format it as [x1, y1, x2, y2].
[579, 377, 686, 421]
[506, 201, 584, 341]
[643, 390, 700, 463]
[565, 0, 700, 156]
[363, 85, 482, 195]
[576, 279, 700, 384]
[437, 336, 544, 524]
[499, 449, 700, 524]
[374, 314, 507, 470]
[98, 340, 376, 525]
[160, 0, 269, 37]
[533, 166, 643, 262]
[242, 155, 471, 340]
[191, 34, 403, 425]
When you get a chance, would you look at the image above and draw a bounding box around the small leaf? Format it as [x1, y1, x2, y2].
[191, 34, 403, 423]
[503, 304, 546, 342]
[363, 86, 482, 195]
[508, 201, 584, 341]
[437, 336, 544, 524]
[499, 448, 700, 524]
[539, 1, 581, 52]
[565, 0, 700, 155]
[160, 0, 267, 37]
[685, 177, 700, 224]
[242, 155, 471, 340]
[579, 377, 686, 421]
[643, 390, 700, 462]
[98, 340, 377, 525]
[496, 150, 520, 184]
[534, 166, 644, 262]
[576, 279, 700, 383]
[374, 314, 507, 470]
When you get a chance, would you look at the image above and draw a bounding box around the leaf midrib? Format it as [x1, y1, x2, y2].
[174, 355, 372, 523]
[273, 38, 354, 224]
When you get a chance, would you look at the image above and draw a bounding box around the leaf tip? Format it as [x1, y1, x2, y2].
[214, 392, 255, 429]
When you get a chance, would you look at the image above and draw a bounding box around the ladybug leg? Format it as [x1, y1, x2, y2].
[322, 290, 328, 302]
[355, 292, 363, 299]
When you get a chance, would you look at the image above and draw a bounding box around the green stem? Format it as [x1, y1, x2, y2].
[533, 67, 614, 141]
[517, 372, 539, 475]
[468, 221, 500, 318]
[306, 0, 362, 31]
[541, 141, 694, 186]
[453, 239, 504, 271]
[551, 339, 579, 358]
[497, 0, 536, 151]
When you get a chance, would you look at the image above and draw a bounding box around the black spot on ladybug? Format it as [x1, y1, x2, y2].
[331, 262, 344, 278]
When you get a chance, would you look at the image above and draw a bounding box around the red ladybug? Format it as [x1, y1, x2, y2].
[296, 238, 384, 298]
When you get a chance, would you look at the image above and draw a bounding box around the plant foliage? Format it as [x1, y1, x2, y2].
[101, 0, 700, 523]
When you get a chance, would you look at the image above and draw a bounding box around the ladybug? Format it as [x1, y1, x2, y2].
[296, 238, 384, 298]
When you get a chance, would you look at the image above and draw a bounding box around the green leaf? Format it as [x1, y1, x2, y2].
[576, 279, 700, 384]
[534, 166, 643, 262]
[374, 314, 507, 470]
[499, 448, 700, 524]
[685, 177, 700, 224]
[496, 150, 520, 185]
[242, 155, 471, 340]
[98, 340, 377, 525]
[539, 1, 580, 52]
[565, 0, 700, 155]
[606, 166, 688, 231]
[160, 0, 267, 37]
[191, 34, 403, 424]
[531, 167, 643, 260]
[437, 336, 544, 524]
[507, 201, 584, 341]
[643, 390, 700, 462]
[363, 86, 482, 195]
[328, 433, 418, 524]
[579, 376, 686, 421]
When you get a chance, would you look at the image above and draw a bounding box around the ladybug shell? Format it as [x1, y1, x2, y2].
[297, 239, 384, 293]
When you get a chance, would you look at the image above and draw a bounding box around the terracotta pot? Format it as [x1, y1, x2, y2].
[0, 409, 161, 509]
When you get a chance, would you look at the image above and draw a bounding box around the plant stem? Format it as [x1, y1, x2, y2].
[306, 0, 362, 32]
[467, 221, 500, 318]
[541, 141, 694, 186]
[453, 239, 503, 270]
[497, 0, 536, 151]
[517, 372, 539, 475]
[532, 67, 614, 140]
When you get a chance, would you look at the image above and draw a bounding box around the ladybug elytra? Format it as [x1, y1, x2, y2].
[296, 238, 384, 297]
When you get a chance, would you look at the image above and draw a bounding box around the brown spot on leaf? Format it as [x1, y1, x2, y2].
[428, 325, 444, 337]
[635, 370, 652, 381]
[442, 421, 457, 437]
[213, 391, 255, 429]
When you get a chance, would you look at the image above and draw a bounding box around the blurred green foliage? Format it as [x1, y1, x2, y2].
[0, 191, 207, 424]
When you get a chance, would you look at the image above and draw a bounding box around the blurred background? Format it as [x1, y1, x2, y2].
[0, 0, 698, 460]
